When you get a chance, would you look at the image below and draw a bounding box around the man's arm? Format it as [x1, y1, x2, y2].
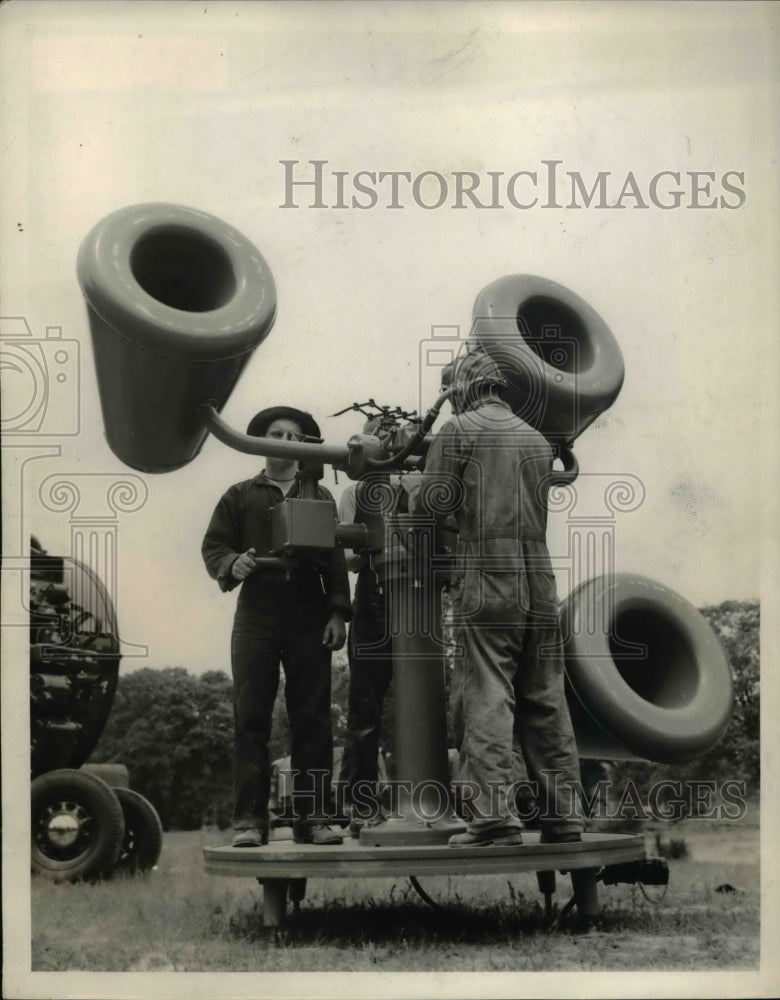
[201, 487, 245, 592]
[338, 484, 365, 572]
[403, 421, 464, 517]
[318, 486, 354, 622]
[338, 484, 357, 525]
[321, 609, 347, 651]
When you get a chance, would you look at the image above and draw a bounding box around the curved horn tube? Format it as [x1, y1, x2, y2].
[199, 403, 350, 465]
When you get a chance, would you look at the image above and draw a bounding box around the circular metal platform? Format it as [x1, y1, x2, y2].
[204, 830, 646, 880]
[204, 830, 647, 928]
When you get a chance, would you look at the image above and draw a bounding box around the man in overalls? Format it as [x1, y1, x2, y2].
[337, 418, 402, 835]
[403, 353, 583, 846]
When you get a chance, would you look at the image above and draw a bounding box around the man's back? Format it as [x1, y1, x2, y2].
[427, 399, 554, 550]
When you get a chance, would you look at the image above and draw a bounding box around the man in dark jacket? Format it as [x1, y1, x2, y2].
[202, 406, 351, 847]
[337, 419, 404, 833]
[403, 353, 583, 847]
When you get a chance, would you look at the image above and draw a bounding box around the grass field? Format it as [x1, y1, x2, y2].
[31, 809, 760, 973]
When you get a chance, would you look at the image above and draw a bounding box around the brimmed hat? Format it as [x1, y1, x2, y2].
[246, 406, 321, 440]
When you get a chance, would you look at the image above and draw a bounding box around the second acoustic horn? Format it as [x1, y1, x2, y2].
[471, 274, 625, 446]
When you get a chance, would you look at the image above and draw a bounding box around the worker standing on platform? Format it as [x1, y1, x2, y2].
[402, 352, 584, 847]
[338, 418, 403, 835]
[202, 406, 351, 848]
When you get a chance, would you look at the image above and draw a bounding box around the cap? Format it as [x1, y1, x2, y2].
[451, 351, 508, 391]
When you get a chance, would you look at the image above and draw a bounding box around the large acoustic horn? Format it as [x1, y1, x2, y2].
[77, 204, 276, 473]
[560, 573, 734, 763]
[471, 275, 624, 446]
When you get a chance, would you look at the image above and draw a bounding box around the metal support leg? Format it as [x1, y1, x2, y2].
[260, 878, 289, 927]
[570, 868, 600, 930]
[536, 870, 557, 921]
[289, 878, 307, 917]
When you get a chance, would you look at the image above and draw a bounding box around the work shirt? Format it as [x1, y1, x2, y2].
[339, 478, 407, 619]
[412, 399, 559, 625]
[338, 484, 381, 612]
[201, 471, 352, 618]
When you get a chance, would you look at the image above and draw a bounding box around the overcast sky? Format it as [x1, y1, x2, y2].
[1, 2, 776, 684]
[2, 4, 779, 999]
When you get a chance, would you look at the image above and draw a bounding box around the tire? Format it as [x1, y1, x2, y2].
[31, 769, 124, 882]
[112, 788, 163, 874]
[471, 274, 625, 444]
[560, 573, 734, 763]
[81, 762, 129, 789]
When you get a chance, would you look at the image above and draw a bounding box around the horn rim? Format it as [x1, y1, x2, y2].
[76, 202, 276, 359]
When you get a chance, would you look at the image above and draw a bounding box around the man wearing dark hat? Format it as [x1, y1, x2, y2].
[202, 406, 351, 847]
[403, 351, 583, 847]
[337, 417, 403, 835]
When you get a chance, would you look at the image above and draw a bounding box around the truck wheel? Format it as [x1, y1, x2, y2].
[112, 788, 163, 874]
[31, 769, 124, 882]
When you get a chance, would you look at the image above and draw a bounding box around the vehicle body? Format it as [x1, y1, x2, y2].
[29, 537, 162, 881]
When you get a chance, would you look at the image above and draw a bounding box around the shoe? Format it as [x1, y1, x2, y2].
[448, 824, 524, 848]
[540, 830, 582, 844]
[231, 828, 268, 848]
[310, 825, 344, 846]
[348, 810, 365, 839]
[293, 824, 344, 846]
[366, 808, 389, 828]
[348, 805, 388, 839]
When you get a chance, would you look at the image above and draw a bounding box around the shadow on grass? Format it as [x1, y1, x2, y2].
[213, 871, 760, 949]
[226, 900, 550, 946]
[218, 884, 646, 946]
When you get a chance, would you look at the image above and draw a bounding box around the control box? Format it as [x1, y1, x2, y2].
[271, 498, 337, 552]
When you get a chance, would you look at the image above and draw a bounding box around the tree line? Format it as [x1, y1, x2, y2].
[89, 599, 759, 830]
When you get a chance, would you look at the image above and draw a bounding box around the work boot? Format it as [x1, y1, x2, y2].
[231, 827, 268, 848]
[348, 808, 366, 839]
[448, 823, 524, 848]
[540, 830, 582, 844]
[348, 805, 389, 839]
[293, 823, 344, 845]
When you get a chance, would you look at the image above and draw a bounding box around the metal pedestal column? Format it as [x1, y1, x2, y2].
[361, 517, 463, 847]
[258, 879, 288, 927]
